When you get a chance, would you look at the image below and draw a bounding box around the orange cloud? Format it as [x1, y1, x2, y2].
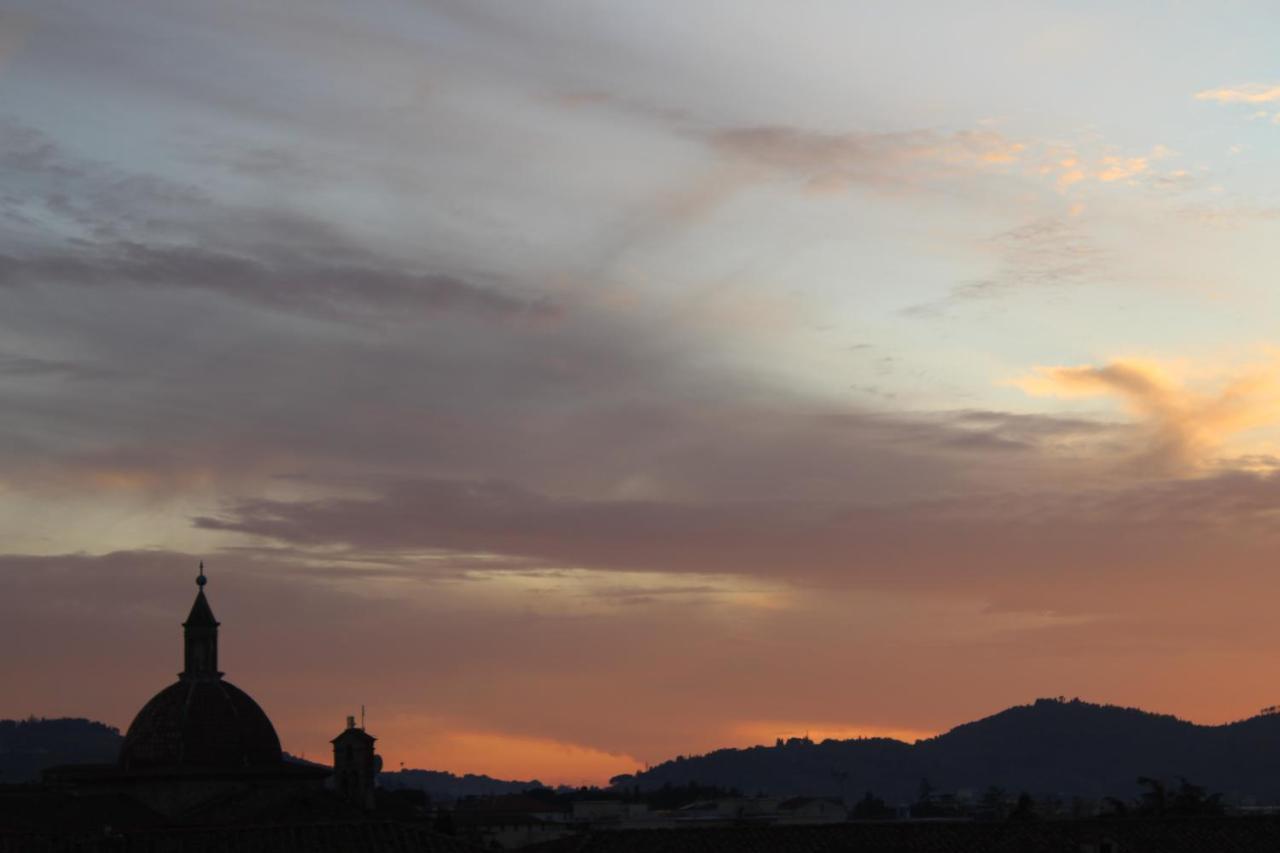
[1057, 168, 1085, 188]
[1015, 357, 1280, 474]
[1195, 84, 1280, 104]
[1045, 146, 1162, 190]
[1096, 155, 1148, 182]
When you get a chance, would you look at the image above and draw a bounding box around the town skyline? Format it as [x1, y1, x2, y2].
[6, 0, 1280, 786]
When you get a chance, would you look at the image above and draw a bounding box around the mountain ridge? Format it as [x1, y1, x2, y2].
[613, 698, 1280, 803]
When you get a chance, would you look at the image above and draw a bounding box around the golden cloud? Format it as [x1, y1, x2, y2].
[1195, 84, 1280, 104]
[1096, 156, 1148, 182]
[1015, 357, 1280, 474]
[1042, 146, 1163, 192]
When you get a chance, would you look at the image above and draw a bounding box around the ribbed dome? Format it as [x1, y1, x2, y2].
[119, 678, 283, 770]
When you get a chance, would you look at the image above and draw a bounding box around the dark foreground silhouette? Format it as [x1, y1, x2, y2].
[517, 818, 1280, 853]
[10, 570, 1280, 851]
[12, 696, 1280, 805]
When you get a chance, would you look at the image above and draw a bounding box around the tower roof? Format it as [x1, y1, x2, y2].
[184, 562, 219, 629]
[332, 728, 377, 745]
[184, 589, 218, 628]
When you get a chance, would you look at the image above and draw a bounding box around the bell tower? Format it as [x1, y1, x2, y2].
[332, 714, 381, 810]
[181, 562, 221, 679]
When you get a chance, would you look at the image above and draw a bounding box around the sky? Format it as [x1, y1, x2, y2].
[4, 0, 1280, 786]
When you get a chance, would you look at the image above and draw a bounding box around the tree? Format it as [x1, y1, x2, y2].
[980, 786, 1008, 819]
[852, 791, 891, 820]
[912, 778, 944, 818]
[1101, 796, 1128, 818]
[1169, 778, 1223, 816]
[1010, 792, 1037, 821]
[1136, 776, 1167, 816]
[432, 809, 456, 836]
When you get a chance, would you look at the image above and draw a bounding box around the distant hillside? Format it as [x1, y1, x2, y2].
[0, 717, 123, 782]
[616, 698, 1280, 803]
[379, 768, 546, 802]
[281, 753, 545, 800]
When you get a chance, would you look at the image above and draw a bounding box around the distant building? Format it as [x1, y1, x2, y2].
[566, 796, 847, 832]
[452, 793, 577, 848]
[571, 800, 655, 825]
[776, 796, 848, 824]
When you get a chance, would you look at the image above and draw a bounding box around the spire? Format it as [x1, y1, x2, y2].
[182, 561, 221, 679]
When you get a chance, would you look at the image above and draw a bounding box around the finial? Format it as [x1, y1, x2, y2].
[197, 560, 206, 587]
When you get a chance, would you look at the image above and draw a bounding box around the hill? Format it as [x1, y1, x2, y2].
[0, 717, 123, 782]
[379, 768, 547, 801]
[615, 698, 1280, 803]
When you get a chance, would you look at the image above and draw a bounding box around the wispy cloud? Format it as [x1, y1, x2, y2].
[0, 244, 555, 324]
[905, 217, 1106, 316]
[709, 125, 1026, 192]
[0, 351, 115, 381]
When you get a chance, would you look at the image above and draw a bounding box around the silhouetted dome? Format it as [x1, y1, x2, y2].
[119, 678, 283, 770]
[118, 565, 286, 772]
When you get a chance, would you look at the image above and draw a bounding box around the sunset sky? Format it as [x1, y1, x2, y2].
[5, 0, 1280, 786]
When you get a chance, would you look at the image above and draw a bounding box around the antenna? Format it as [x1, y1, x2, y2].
[361, 704, 366, 730]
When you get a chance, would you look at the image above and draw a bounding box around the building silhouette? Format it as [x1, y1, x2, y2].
[334, 714, 382, 810]
[45, 564, 329, 817]
[3, 564, 480, 851]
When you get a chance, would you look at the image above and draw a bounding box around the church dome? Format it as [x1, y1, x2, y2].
[118, 564, 284, 771]
[119, 678, 283, 770]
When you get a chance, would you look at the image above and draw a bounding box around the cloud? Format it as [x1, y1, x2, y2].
[705, 121, 1171, 201]
[1037, 144, 1172, 191]
[905, 217, 1106, 316]
[0, 12, 34, 74]
[0, 351, 115, 381]
[709, 125, 1027, 191]
[0, 120, 556, 325]
[1178, 203, 1280, 227]
[1095, 155, 1148, 182]
[1016, 358, 1280, 474]
[0, 243, 556, 324]
[189, 459, 1280, 603]
[1195, 84, 1280, 104]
